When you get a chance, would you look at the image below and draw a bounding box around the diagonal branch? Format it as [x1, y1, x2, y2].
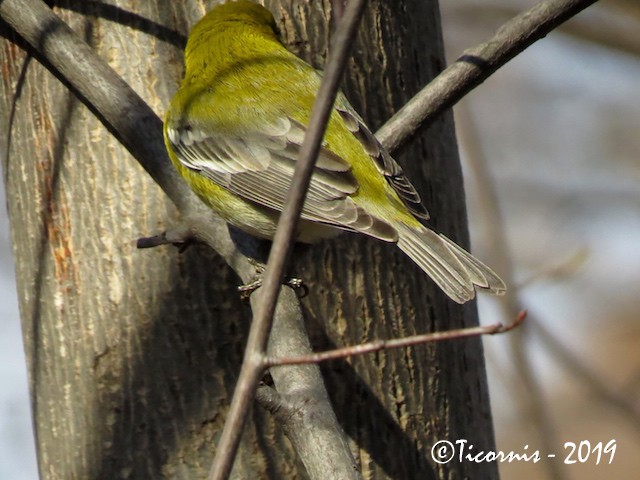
[265, 311, 526, 367]
[376, 0, 599, 152]
[207, 2, 368, 478]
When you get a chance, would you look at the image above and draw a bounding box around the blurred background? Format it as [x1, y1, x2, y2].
[1, 0, 638, 478]
[444, 0, 640, 478]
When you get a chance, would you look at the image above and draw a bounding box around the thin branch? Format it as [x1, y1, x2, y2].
[375, 0, 599, 153]
[136, 222, 196, 250]
[265, 311, 526, 367]
[207, 1, 368, 479]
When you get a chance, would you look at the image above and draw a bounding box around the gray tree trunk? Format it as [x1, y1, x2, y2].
[1, 0, 497, 478]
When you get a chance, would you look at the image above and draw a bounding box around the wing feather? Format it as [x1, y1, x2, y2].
[336, 107, 430, 220]
[167, 117, 398, 242]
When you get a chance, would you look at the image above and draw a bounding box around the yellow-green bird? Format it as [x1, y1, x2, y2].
[164, 0, 506, 303]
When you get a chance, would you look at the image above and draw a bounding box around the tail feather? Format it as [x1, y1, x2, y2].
[396, 224, 506, 304]
[440, 234, 507, 295]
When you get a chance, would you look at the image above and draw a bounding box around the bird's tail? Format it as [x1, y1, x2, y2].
[396, 224, 506, 304]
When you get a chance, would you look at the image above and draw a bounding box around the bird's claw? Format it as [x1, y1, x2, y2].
[238, 278, 263, 300]
[237, 275, 308, 300]
[285, 277, 308, 298]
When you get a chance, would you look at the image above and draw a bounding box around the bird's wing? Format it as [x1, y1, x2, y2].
[166, 116, 398, 241]
[336, 106, 430, 221]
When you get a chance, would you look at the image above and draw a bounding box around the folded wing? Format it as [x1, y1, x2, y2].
[166, 116, 398, 242]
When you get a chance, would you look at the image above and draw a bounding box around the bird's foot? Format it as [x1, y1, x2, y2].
[238, 261, 308, 300]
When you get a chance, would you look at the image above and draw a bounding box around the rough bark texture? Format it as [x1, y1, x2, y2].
[1, 0, 497, 479]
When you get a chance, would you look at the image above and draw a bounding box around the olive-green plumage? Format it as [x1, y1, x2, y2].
[164, 0, 506, 303]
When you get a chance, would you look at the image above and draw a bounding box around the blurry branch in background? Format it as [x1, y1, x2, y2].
[609, 0, 640, 18]
[450, 0, 640, 455]
[458, 97, 640, 477]
[456, 106, 567, 480]
[530, 316, 640, 435]
[448, 1, 640, 58]
[560, 3, 640, 57]
[517, 248, 589, 290]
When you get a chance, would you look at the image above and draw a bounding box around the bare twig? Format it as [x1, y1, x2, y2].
[136, 223, 196, 250]
[265, 311, 526, 367]
[207, 1, 368, 479]
[375, 0, 599, 153]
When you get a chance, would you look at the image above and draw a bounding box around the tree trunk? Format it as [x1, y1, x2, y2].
[1, 0, 497, 478]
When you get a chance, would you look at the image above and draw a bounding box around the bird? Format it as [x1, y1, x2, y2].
[163, 0, 506, 303]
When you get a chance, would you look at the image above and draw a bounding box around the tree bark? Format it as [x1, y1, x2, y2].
[1, 0, 497, 479]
